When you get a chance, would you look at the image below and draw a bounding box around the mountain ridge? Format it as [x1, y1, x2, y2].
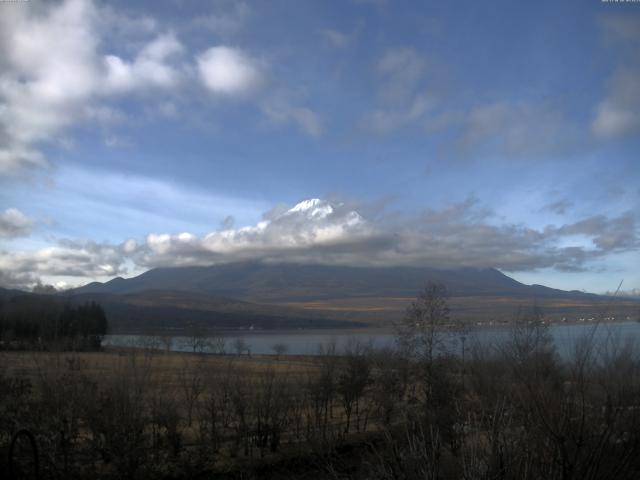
[69, 261, 597, 302]
[4, 264, 639, 333]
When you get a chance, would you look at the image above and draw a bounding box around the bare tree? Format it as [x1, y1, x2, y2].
[199, 360, 236, 452]
[338, 339, 372, 433]
[369, 348, 408, 427]
[179, 357, 205, 427]
[397, 282, 452, 408]
[306, 341, 338, 441]
[136, 335, 161, 352]
[398, 282, 451, 364]
[233, 338, 249, 356]
[209, 332, 226, 355]
[272, 343, 288, 360]
[185, 323, 209, 354]
[159, 334, 173, 353]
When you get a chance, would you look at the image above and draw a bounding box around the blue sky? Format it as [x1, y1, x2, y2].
[0, 0, 638, 294]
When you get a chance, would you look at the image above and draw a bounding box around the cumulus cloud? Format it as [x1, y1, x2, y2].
[0, 238, 133, 289]
[137, 199, 368, 267]
[551, 213, 638, 251]
[0, 208, 35, 238]
[0, 0, 322, 174]
[195, 46, 322, 135]
[197, 46, 262, 96]
[0, 0, 186, 175]
[1, 198, 638, 288]
[103, 32, 184, 92]
[122, 239, 138, 254]
[0, 0, 98, 173]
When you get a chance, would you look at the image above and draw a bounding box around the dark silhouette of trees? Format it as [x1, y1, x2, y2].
[338, 339, 371, 433]
[0, 296, 108, 350]
[398, 282, 451, 364]
[272, 342, 288, 359]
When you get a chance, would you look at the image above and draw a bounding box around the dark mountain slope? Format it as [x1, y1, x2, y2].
[70, 262, 596, 302]
[0, 287, 361, 333]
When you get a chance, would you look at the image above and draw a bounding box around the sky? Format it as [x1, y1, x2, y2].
[0, 0, 638, 294]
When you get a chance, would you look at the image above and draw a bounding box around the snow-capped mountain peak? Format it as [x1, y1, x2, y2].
[287, 198, 334, 219]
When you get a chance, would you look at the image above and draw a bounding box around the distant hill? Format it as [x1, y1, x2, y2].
[0, 286, 361, 333]
[70, 289, 360, 332]
[69, 262, 596, 302]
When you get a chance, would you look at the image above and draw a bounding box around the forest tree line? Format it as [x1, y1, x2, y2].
[0, 294, 108, 350]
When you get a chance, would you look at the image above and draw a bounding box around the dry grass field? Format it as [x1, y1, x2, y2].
[283, 295, 640, 325]
[0, 349, 317, 383]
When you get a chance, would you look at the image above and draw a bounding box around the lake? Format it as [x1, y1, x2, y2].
[103, 320, 640, 358]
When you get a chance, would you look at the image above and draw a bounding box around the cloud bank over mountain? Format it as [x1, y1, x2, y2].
[1, 198, 637, 290]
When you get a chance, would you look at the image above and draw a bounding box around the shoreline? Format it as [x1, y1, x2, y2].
[107, 317, 639, 338]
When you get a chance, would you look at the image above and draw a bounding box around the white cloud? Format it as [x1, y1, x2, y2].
[123, 239, 138, 254]
[139, 198, 368, 267]
[0, 0, 321, 175]
[197, 46, 262, 96]
[0, 208, 35, 238]
[0, 239, 131, 288]
[0, 0, 99, 174]
[103, 32, 184, 92]
[0, 0, 186, 175]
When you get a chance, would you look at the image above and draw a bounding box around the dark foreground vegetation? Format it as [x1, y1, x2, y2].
[0, 294, 108, 351]
[1, 284, 639, 479]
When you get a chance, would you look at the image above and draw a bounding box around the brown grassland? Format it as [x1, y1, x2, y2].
[283, 295, 640, 325]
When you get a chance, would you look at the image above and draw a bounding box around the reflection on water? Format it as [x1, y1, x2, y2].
[103, 321, 640, 358]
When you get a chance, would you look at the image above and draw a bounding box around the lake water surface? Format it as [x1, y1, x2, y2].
[103, 320, 640, 358]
